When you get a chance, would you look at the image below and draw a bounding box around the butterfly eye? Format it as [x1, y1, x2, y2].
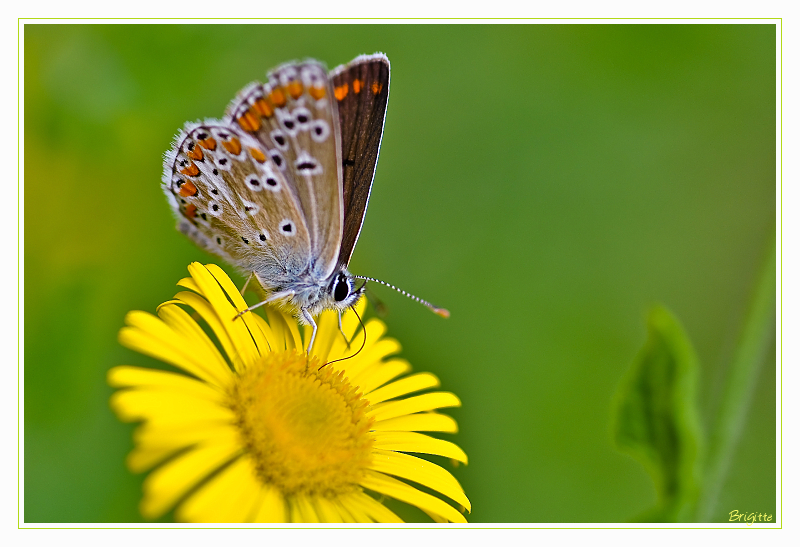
[332, 275, 351, 303]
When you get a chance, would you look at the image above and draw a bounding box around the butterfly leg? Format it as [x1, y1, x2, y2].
[240, 272, 254, 296]
[301, 308, 318, 353]
[233, 290, 294, 319]
[337, 310, 351, 349]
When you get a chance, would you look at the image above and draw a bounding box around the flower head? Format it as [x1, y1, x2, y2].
[108, 263, 469, 523]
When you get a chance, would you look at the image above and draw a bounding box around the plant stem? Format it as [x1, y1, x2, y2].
[697, 232, 776, 521]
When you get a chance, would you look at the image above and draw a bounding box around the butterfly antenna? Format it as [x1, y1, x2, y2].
[353, 276, 450, 318]
[322, 305, 368, 368]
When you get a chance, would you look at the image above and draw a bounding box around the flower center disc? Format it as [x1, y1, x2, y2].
[231, 351, 373, 497]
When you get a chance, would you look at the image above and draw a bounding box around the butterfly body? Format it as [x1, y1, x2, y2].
[163, 55, 390, 341]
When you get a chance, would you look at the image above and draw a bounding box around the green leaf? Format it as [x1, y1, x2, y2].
[613, 305, 703, 522]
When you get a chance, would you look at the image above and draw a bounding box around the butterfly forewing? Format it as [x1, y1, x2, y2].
[162, 122, 313, 275]
[330, 54, 391, 267]
[224, 61, 343, 278]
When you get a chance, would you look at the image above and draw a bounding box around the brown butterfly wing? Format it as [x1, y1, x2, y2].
[329, 53, 390, 267]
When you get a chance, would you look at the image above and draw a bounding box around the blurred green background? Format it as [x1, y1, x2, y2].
[23, 24, 776, 523]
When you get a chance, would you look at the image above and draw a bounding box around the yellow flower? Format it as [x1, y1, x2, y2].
[108, 262, 470, 523]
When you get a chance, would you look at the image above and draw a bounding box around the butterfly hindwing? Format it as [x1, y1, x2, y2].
[162, 122, 313, 276]
[224, 61, 343, 279]
[329, 53, 391, 267]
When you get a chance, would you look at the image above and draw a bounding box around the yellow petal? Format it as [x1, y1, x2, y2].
[337, 495, 372, 522]
[261, 306, 288, 351]
[308, 309, 340, 362]
[287, 497, 305, 523]
[367, 372, 440, 404]
[140, 431, 243, 519]
[205, 263, 272, 357]
[311, 497, 344, 523]
[333, 299, 367, 350]
[361, 317, 387, 342]
[337, 319, 391, 378]
[360, 470, 467, 524]
[368, 392, 461, 421]
[126, 416, 236, 473]
[332, 498, 358, 523]
[110, 388, 231, 424]
[319, 297, 368, 361]
[204, 264, 248, 310]
[369, 449, 471, 512]
[124, 405, 235, 432]
[345, 491, 403, 523]
[354, 358, 412, 394]
[372, 431, 468, 464]
[291, 495, 320, 523]
[132, 421, 235, 457]
[422, 509, 449, 523]
[187, 263, 260, 372]
[246, 312, 280, 354]
[156, 304, 231, 376]
[108, 366, 223, 395]
[350, 339, 402, 379]
[176, 455, 262, 523]
[349, 297, 367, 328]
[372, 412, 459, 433]
[170, 291, 238, 369]
[119, 313, 229, 387]
[250, 486, 286, 523]
[177, 276, 201, 293]
[126, 445, 183, 474]
[264, 305, 301, 351]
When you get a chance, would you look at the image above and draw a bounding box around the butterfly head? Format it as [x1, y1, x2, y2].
[327, 270, 364, 311]
[297, 268, 364, 319]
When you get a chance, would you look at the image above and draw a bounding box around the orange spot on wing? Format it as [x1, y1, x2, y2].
[309, 85, 326, 100]
[222, 137, 242, 155]
[186, 144, 204, 161]
[184, 203, 197, 218]
[353, 79, 363, 94]
[237, 108, 261, 132]
[254, 97, 273, 117]
[249, 147, 266, 163]
[287, 81, 303, 99]
[334, 83, 349, 101]
[371, 82, 383, 95]
[180, 162, 200, 177]
[198, 137, 217, 150]
[178, 180, 198, 197]
[269, 87, 287, 107]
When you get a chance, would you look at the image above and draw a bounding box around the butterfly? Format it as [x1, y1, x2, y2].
[162, 53, 447, 351]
